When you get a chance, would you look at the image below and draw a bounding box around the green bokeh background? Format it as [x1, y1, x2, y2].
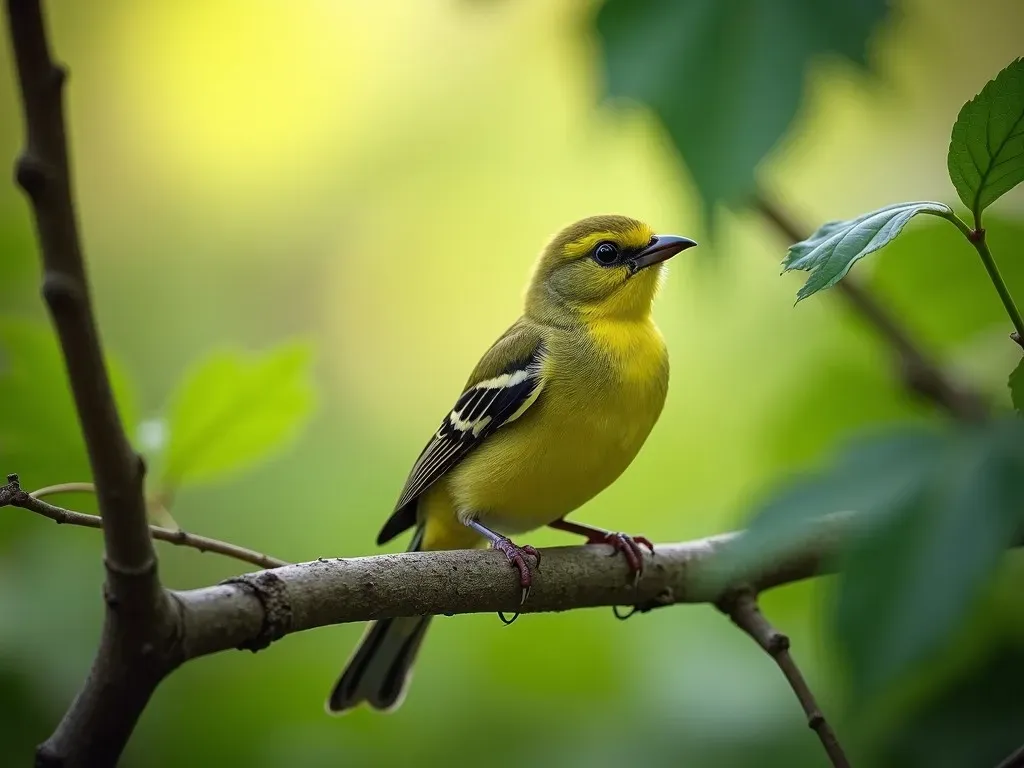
[2, 1, 1023, 766]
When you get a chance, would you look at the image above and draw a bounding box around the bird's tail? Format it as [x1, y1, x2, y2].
[325, 526, 431, 715]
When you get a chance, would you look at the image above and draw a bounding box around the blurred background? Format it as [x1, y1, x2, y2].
[2, 0, 1024, 766]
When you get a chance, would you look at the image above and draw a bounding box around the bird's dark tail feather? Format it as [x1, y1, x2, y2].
[325, 527, 431, 715]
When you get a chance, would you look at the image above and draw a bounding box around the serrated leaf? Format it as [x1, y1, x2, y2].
[160, 341, 316, 489]
[595, 0, 890, 226]
[1010, 358, 1024, 414]
[948, 57, 1024, 223]
[782, 202, 952, 302]
[836, 418, 1024, 702]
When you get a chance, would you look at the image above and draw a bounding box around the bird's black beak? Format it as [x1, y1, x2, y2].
[627, 235, 698, 274]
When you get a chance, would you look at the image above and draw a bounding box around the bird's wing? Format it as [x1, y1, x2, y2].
[376, 321, 546, 545]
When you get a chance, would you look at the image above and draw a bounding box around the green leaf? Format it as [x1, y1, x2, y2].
[160, 341, 316, 489]
[782, 202, 952, 302]
[1010, 357, 1024, 414]
[836, 418, 1024, 702]
[947, 57, 1024, 224]
[595, 0, 890, 224]
[714, 417, 1024, 704]
[707, 425, 945, 591]
[878, 643, 1024, 768]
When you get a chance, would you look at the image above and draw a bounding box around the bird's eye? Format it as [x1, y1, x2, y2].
[593, 241, 619, 266]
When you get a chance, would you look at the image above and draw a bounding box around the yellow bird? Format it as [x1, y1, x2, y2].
[327, 215, 696, 714]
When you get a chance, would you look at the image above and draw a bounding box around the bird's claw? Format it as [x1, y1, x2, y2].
[592, 532, 654, 582]
[490, 537, 540, 607]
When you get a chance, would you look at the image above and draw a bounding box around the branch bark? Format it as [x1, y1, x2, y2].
[753, 192, 988, 423]
[0, 472, 851, 660]
[719, 590, 851, 768]
[148, 512, 852, 661]
[4, 1, 177, 765]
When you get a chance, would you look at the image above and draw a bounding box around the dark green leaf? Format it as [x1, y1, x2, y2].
[708, 425, 945, 590]
[595, 0, 890, 222]
[878, 643, 1024, 768]
[160, 341, 316, 489]
[782, 202, 952, 302]
[836, 418, 1024, 702]
[1010, 357, 1024, 414]
[947, 57, 1024, 223]
[716, 416, 1024, 704]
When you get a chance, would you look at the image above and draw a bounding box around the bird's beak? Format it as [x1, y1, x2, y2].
[627, 235, 698, 274]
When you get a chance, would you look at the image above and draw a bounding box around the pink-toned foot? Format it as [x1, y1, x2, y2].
[490, 537, 541, 604]
[588, 532, 654, 580]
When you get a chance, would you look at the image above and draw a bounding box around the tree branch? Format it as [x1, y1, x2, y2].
[4, 1, 176, 764]
[1, 469, 853, 659]
[145, 513, 853, 661]
[718, 590, 851, 768]
[0, 1, 1003, 764]
[752, 191, 988, 423]
[3, 475, 288, 570]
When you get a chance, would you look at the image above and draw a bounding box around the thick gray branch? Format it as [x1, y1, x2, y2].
[171, 516, 848, 662]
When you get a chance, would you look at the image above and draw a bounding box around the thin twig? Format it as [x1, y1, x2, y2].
[30, 481, 96, 498]
[752, 191, 988, 423]
[4, 475, 287, 570]
[719, 590, 851, 768]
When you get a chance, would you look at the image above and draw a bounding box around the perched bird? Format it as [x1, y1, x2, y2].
[326, 214, 697, 714]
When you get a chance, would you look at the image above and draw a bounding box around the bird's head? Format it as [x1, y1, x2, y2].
[525, 215, 697, 323]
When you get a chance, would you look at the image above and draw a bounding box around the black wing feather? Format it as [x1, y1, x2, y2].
[376, 344, 544, 545]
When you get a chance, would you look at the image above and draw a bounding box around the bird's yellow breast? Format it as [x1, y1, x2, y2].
[432, 318, 669, 540]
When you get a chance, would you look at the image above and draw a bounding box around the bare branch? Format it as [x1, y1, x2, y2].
[168, 513, 852, 660]
[753, 191, 988, 423]
[4, 475, 288, 570]
[4, 1, 175, 764]
[719, 590, 850, 768]
[5, 0, 159, 592]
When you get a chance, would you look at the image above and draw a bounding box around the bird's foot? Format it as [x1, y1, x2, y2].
[588, 532, 654, 583]
[490, 536, 541, 605]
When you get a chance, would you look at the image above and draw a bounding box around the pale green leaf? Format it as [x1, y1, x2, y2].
[161, 341, 316, 488]
[948, 57, 1024, 223]
[782, 202, 952, 302]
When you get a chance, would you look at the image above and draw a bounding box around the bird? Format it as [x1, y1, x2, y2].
[326, 214, 697, 715]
